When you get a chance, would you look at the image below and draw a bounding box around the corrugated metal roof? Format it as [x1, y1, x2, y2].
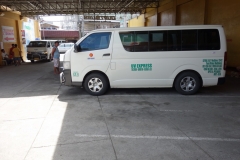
[0, 0, 159, 16]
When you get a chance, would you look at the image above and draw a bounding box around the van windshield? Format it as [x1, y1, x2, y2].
[28, 41, 47, 47]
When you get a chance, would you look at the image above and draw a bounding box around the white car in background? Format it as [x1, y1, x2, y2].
[58, 43, 74, 53]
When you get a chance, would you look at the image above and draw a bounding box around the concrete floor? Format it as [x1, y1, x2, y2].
[0, 58, 240, 160]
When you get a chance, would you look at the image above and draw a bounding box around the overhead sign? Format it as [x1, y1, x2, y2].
[84, 16, 116, 20]
[2, 26, 15, 42]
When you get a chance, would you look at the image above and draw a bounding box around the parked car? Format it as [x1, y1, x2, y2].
[58, 43, 74, 53]
[27, 40, 53, 63]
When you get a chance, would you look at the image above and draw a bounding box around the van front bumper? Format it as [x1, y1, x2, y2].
[60, 69, 82, 86]
[27, 53, 47, 60]
[60, 69, 72, 86]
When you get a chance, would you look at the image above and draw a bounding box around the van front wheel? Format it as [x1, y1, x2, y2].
[174, 72, 201, 95]
[84, 73, 109, 96]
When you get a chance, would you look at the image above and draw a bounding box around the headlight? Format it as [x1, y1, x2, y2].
[27, 52, 31, 54]
[43, 51, 48, 54]
[63, 61, 71, 69]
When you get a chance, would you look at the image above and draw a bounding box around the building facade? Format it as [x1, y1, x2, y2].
[0, 10, 40, 65]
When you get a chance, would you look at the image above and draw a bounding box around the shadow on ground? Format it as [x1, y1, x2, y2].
[49, 76, 240, 160]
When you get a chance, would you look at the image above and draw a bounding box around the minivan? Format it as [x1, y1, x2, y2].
[60, 25, 227, 96]
[27, 40, 54, 63]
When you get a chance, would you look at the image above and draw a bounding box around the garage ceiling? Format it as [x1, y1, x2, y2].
[0, 0, 159, 16]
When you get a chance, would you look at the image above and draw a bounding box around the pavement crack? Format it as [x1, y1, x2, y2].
[97, 96, 118, 160]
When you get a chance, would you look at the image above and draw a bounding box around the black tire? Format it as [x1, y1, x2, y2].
[83, 73, 109, 96]
[174, 71, 201, 95]
[31, 60, 34, 63]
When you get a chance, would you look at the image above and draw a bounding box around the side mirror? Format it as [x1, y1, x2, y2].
[47, 44, 50, 48]
[74, 44, 81, 52]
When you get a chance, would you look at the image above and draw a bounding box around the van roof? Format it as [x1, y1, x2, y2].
[92, 25, 223, 32]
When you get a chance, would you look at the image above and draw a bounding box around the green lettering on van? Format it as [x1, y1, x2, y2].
[202, 59, 222, 76]
[131, 64, 136, 68]
[73, 72, 79, 77]
[131, 63, 152, 71]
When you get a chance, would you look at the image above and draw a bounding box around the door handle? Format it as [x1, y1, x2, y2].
[103, 53, 110, 56]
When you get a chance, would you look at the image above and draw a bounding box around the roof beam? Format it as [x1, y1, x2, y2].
[28, 1, 48, 15]
[0, 0, 159, 15]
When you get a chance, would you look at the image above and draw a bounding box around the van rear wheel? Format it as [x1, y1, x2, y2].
[83, 73, 109, 96]
[174, 71, 201, 95]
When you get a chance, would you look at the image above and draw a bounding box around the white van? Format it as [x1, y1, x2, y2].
[27, 40, 54, 63]
[60, 25, 227, 96]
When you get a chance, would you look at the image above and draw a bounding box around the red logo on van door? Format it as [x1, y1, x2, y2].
[89, 53, 93, 57]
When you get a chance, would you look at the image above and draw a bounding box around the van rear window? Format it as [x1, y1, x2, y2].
[119, 29, 220, 52]
[198, 29, 220, 50]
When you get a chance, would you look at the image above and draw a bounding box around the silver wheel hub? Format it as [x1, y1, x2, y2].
[88, 78, 103, 93]
[180, 76, 196, 92]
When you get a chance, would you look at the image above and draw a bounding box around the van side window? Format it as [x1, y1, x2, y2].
[181, 30, 198, 51]
[79, 32, 111, 51]
[47, 42, 51, 47]
[135, 31, 149, 52]
[168, 30, 181, 51]
[198, 29, 220, 50]
[149, 31, 167, 51]
[119, 32, 135, 52]
[119, 29, 220, 52]
[50, 42, 55, 47]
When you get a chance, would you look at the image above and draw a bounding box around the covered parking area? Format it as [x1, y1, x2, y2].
[1, 1, 240, 160]
[0, 0, 240, 67]
[0, 0, 158, 65]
